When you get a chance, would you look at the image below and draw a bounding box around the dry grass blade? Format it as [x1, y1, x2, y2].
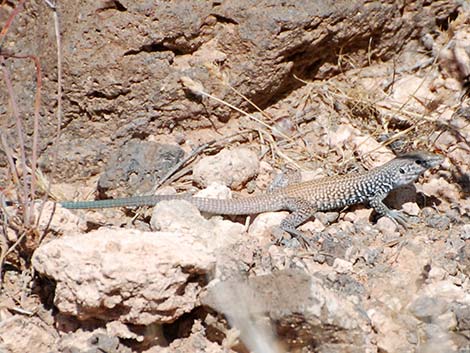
[30, 55, 42, 222]
[0, 56, 31, 224]
[34, 0, 63, 233]
[180, 76, 286, 139]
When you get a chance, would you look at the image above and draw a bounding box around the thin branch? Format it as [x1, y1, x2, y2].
[30, 55, 42, 224]
[0, 56, 30, 223]
[180, 76, 288, 140]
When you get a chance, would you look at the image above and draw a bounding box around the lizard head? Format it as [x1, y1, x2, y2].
[389, 151, 443, 187]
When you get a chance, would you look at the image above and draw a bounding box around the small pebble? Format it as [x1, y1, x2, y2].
[333, 258, 353, 274]
[408, 296, 447, 322]
[425, 214, 450, 230]
[375, 216, 398, 235]
[315, 211, 339, 225]
[313, 253, 326, 264]
[327, 271, 337, 282]
[460, 224, 470, 240]
[435, 311, 457, 331]
[402, 202, 420, 216]
[428, 266, 447, 281]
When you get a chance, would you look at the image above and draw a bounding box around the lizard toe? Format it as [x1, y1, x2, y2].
[385, 210, 409, 228]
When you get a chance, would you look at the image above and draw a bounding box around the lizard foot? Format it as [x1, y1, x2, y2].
[385, 210, 409, 229]
[271, 226, 312, 248]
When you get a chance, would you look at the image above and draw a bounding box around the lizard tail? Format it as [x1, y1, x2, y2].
[188, 195, 284, 215]
[59, 194, 185, 209]
[60, 193, 285, 215]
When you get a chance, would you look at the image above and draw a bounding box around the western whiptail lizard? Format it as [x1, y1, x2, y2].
[60, 151, 443, 240]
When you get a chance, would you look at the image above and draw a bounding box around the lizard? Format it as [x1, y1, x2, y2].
[58, 151, 443, 242]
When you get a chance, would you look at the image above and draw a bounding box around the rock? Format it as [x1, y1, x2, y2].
[328, 124, 354, 147]
[193, 182, 232, 199]
[343, 208, 372, 223]
[328, 124, 394, 167]
[423, 280, 467, 302]
[98, 140, 184, 197]
[408, 296, 448, 323]
[390, 75, 436, 113]
[435, 311, 458, 331]
[36, 201, 87, 235]
[1, 1, 467, 352]
[360, 247, 381, 266]
[461, 224, 470, 240]
[367, 308, 415, 353]
[193, 148, 259, 190]
[7, 0, 456, 180]
[419, 323, 456, 353]
[150, 200, 245, 250]
[375, 216, 399, 236]
[153, 325, 229, 353]
[4, 226, 17, 243]
[316, 211, 341, 225]
[402, 202, 420, 216]
[0, 316, 58, 353]
[299, 218, 326, 233]
[333, 258, 353, 274]
[450, 303, 470, 331]
[202, 270, 373, 352]
[320, 230, 351, 265]
[428, 266, 447, 281]
[247, 211, 287, 241]
[58, 328, 131, 353]
[418, 177, 461, 204]
[435, 130, 457, 149]
[424, 213, 451, 230]
[32, 229, 216, 325]
[385, 184, 418, 210]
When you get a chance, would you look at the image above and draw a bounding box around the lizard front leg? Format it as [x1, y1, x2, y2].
[369, 194, 408, 227]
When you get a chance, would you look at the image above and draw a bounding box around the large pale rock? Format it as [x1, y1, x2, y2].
[193, 148, 259, 190]
[32, 229, 216, 325]
[151, 199, 245, 251]
[36, 201, 87, 235]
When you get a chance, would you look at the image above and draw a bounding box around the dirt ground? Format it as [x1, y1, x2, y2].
[1, 1, 470, 352]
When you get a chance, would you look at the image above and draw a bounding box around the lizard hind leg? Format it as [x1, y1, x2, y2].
[276, 197, 317, 247]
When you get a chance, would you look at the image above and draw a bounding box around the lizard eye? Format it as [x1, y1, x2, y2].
[415, 159, 422, 165]
[399, 168, 405, 174]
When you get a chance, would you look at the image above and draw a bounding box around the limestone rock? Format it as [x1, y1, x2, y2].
[193, 148, 259, 190]
[32, 229, 215, 325]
